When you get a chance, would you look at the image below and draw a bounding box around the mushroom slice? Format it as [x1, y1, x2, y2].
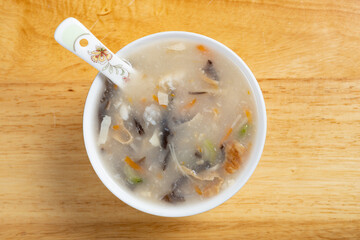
[112, 119, 133, 145]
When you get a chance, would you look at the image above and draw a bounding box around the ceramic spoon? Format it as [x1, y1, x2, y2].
[54, 17, 134, 88]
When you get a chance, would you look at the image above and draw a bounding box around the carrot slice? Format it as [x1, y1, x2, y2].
[196, 145, 202, 153]
[220, 128, 233, 145]
[140, 97, 147, 104]
[245, 109, 252, 123]
[124, 156, 142, 171]
[197, 44, 208, 53]
[183, 98, 197, 110]
[195, 185, 202, 195]
[112, 125, 119, 130]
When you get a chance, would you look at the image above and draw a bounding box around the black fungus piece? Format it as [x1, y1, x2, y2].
[194, 151, 202, 159]
[171, 113, 198, 125]
[162, 191, 185, 203]
[172, 176, 187, 190]
[172, 117, 190, 125]
[220, 144, 226, 162]
[203, 60, 219, 81]
[193, 161, 211, 173]
[162, 150, 171, 171]
[160, 119, 171, 149]
[188, 91, 207, 95]
[220, 144, 225, 151]
[168, 90, 175, 106]
[134, 118, 145, 135]
[98, 79, 115, 127]
[137, 157, 146, 164]
[162, 176, 188, 203]
[100, 78, 115, 103]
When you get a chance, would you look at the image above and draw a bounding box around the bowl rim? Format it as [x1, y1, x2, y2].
[83, 31, 267, 217]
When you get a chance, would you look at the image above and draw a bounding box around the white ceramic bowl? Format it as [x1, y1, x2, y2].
[83, 31, 266, 217]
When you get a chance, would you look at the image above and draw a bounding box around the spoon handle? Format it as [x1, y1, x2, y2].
[54, 17, 133, 88]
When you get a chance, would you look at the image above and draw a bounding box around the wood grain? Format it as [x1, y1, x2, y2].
[1, 0, 359, 239]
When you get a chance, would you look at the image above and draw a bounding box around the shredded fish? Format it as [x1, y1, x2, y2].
[168, 144, 188, 177]
[181, 165, 220, 181]
[202, 177, 224, 197]
[231, 114, 243, 129]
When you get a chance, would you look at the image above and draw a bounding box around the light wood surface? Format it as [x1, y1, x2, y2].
[1, 0, 359, 239]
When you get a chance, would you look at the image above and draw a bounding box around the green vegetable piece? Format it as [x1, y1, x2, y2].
[130, 177, 143, 184]
[239, 123, 249, 137]
[203, 139, 217, 165]
[124, 164, 143, 185]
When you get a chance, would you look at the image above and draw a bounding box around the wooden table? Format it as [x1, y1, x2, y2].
[1, 0, 359, 239]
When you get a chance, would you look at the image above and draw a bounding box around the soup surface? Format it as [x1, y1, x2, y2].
[97, 38, 256, 204]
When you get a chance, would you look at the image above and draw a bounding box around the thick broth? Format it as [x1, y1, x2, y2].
[98, 39, 256, 204]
